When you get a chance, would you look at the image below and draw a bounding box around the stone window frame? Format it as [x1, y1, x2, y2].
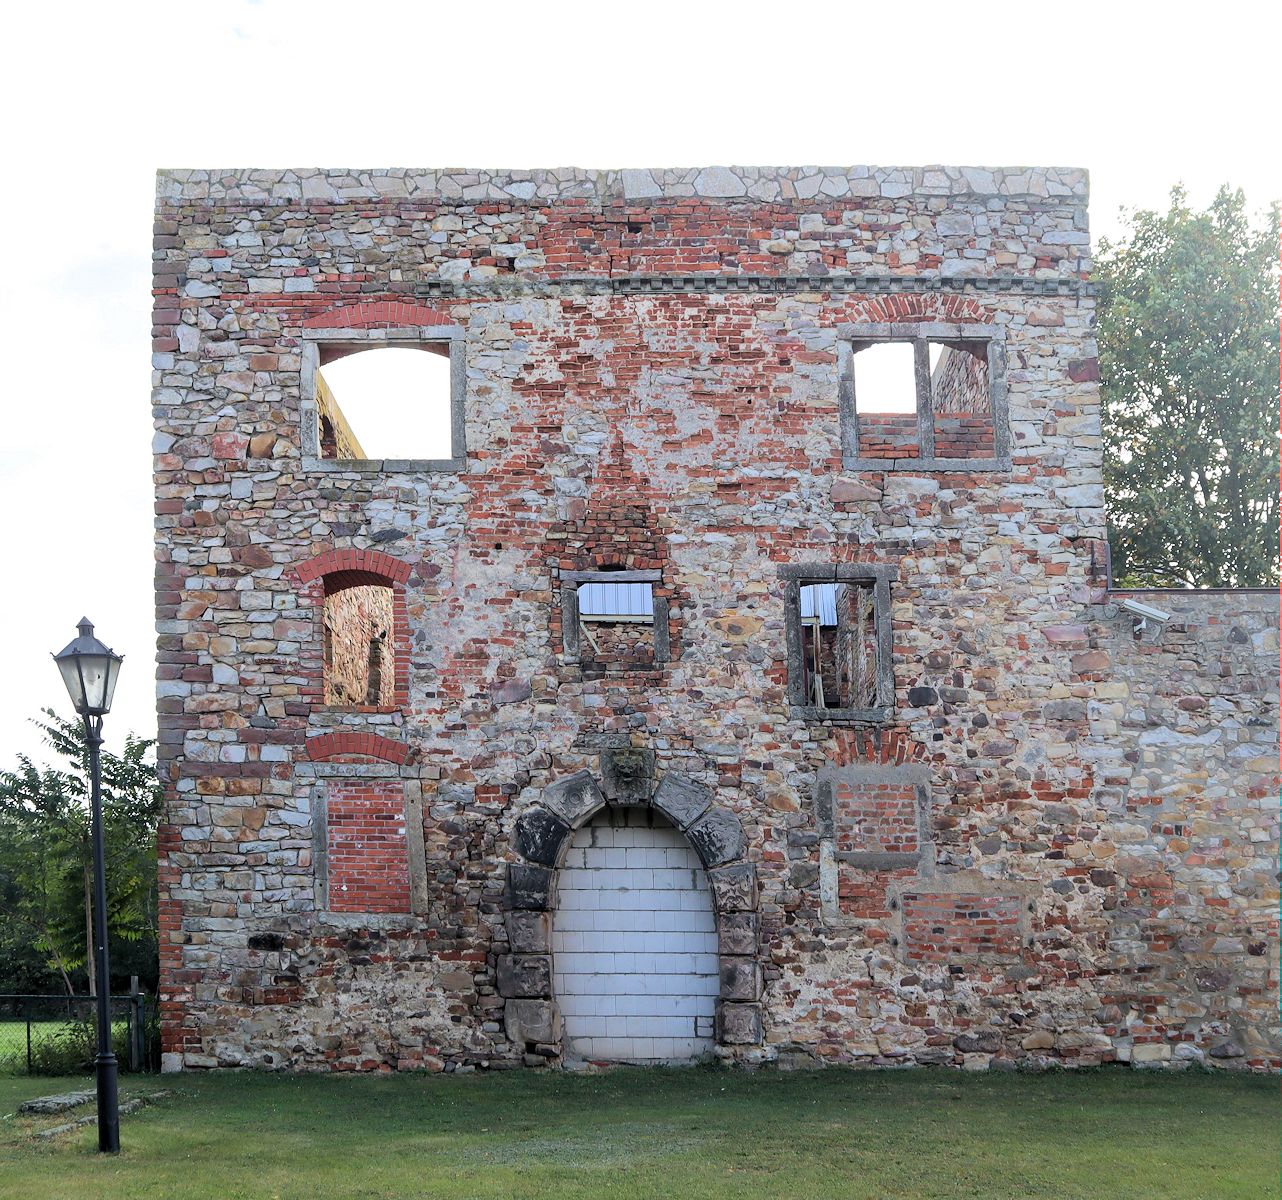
[838, 321, 1010, 472]
[298, 757, 429, 922]
[780, 563, 895, 724]
[815, 761, 936, 927]
[300, 325, 467, 473]
[559, 569, 670, 664]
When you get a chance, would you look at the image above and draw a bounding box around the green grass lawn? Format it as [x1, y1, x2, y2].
[0, 1066, 1275, 1199]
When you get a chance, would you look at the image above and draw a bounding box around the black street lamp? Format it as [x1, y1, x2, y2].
[52, 618, 124, 1154]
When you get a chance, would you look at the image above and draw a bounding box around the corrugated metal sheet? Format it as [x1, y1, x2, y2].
[578, 581, 654, 617]
[800, 583, 838, 626]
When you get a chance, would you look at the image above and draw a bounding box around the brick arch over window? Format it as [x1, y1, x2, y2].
[293, 549, 411, 710]
[304, 732, 413, 764]
[501, 769, 762, 1052]
[302, 301, 454, 330]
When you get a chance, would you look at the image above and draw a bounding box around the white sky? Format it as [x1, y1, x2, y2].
[1, 0, 1278, 767]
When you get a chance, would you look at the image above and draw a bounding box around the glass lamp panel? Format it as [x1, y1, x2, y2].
[56, 655, 90, 713]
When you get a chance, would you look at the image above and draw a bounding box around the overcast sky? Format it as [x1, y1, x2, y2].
[0, 0, 1277, 768]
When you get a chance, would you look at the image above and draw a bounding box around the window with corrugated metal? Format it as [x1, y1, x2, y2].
[577, 581, 655, 622]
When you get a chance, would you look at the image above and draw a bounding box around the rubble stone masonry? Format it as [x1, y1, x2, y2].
[152, 166, 1278, 1074]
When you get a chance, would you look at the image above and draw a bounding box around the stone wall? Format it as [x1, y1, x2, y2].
[151, 165, 1276, 1074]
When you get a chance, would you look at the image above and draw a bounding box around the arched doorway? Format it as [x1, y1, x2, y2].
[553, 807, 718, 1063]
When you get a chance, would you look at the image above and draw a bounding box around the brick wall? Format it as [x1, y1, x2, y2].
[901, 893, 1023, 963]
[150, 165, 1275, 1075]
[326, 781, 411, 913]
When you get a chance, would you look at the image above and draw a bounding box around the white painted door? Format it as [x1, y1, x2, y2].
[553, 807, 718, 1063]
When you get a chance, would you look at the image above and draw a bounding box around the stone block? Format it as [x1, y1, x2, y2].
[542, 770, 605, 827]
[717, 911, 759, 956]
[497, 954, 552, 999]
[506, 910, 551, 954]
[954, 1031, 1002, 1054]
[716, 1001, 762, 1045]
[719, 956, 762, 1001]
[508, 863, 554, 911]
[652, 772, 712, 830]
[513, 807, 571, 866]
[708, 862, 758, 912]
[600, 747, 654, 804]
[686, 807, 747, 868]
[504, 999, 560, 1046]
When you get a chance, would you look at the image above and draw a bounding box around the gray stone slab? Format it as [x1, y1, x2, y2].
[542, 771, 605, 827]
[513, 807, 571, 866]
[652, 772, 712, 831]
[686, 807, 747, 868]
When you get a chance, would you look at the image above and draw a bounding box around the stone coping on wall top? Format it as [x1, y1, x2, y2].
[1107, 587, 1279, 597]
[155, 165, 1089, 205]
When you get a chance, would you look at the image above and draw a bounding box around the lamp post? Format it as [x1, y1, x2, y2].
[52, 618, 124, 1154]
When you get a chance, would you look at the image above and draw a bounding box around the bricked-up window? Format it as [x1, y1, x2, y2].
[782, 564, 894, 722]
[323, 579, 395, 706]
[300, 325, 466, 472]
[325, 780, 412, 914]
[840, 323, 1008, 471]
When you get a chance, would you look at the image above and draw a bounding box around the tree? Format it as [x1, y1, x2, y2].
[0, 711, 162, 995]
[1096, 186, 1280, 588]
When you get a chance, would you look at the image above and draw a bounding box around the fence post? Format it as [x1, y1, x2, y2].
[26, 1012, 32, 1075]
[128, 976, 141, 1073]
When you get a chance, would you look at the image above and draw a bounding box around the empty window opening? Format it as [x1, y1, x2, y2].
[929, 341, 994, 459]
[852, 341, 920, 459]
[799, 582, 879, 710]
[322, 579, 395, 706]
[316, 346, 452, 461]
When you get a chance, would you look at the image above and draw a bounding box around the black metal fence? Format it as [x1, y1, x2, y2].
[0, 988, 153, 1075]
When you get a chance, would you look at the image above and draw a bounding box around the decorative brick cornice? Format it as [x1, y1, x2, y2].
[293, 548, 412, 587]
[411, 273, 1094, 299]
[302, 301, 453, 329]
[304, 732, 413, 764]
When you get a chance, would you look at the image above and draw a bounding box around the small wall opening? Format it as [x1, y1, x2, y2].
[552, 807, 717, 1064]
[317, 346, 452, 460]
[577, 579, 655, 669]
[323, 578, 395, 706]
[799, 581, 878, 709]
[929, 341, 994, 459]
[853, 341, 919, 459]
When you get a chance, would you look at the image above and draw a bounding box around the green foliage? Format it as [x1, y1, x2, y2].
[1097, 186, 1280, 588]
[0, 711, 162, 994]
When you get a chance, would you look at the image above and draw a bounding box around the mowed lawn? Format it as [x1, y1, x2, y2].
[0, 1067, 1275, 1200]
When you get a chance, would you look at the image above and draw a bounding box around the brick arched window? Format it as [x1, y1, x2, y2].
[294, 549, 411, 710]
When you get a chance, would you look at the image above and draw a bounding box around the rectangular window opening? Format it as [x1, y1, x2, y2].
[852, 341, 920, 460]
[799, 582, 879, 710]
[928, 340, 995, 459]
[322, 582, 395, 706]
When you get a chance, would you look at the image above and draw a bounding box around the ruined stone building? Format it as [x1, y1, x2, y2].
[151, 166, 1279, 1073]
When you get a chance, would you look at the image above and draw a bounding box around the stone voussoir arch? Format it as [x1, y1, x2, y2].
[500, 768, 762, 1054]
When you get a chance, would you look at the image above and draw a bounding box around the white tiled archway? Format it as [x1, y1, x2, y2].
[552, 808, 718, 1063]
